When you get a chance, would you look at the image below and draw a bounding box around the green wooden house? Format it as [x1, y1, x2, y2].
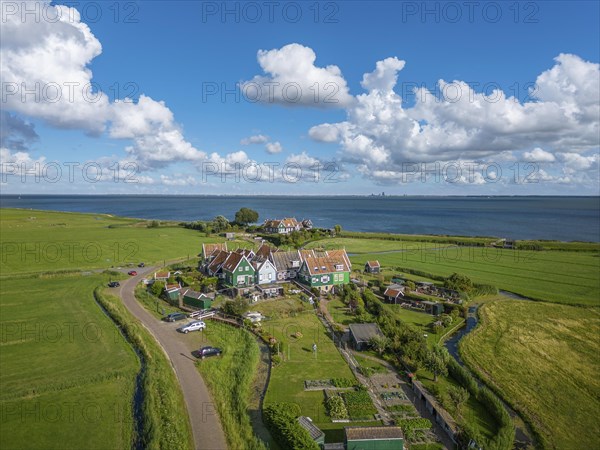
[344, 426, 404, 450]
[182, 289, 212, 309]
[298, 251, 351, 292]
[221, 252, 255, 287]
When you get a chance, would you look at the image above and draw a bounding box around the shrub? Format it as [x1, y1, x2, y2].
[331, 377, 354, 388]
[263, 403, 319, 450]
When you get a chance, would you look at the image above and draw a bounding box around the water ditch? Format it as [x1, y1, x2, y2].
[443, 291, 536, 449]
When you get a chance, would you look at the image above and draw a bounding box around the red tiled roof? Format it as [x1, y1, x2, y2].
[303, 255, 350, 276]
[327, 249, 351, 268]
[384, 287, 404, 298]
[202, 243, 227, 257]
[222, 252, 246, 272]
[366, 260, 380, 267]
[207, 250, 229, 272]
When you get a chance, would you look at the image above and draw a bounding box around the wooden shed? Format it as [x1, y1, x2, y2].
[348, 323, 384, 351]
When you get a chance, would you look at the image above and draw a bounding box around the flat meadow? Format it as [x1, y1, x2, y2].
[0, 208, 217, 274]
[0, 274, 139, 450]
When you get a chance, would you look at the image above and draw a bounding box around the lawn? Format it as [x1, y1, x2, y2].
[0, 208, 221, 274]
[256, 300, 359, 435]
[460, 300, 600, 449]
[0, 274, 139, 450]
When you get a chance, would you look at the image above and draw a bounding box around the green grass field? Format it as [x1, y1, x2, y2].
[306, 237, 451, 254]
[460, 300, 600, 449]
[0, 274, 139, 450]
[0, 208, 219, 274]
[311, 237, 600, 306]
[256, 300, 361, 440]
[0, 208, 198, 449]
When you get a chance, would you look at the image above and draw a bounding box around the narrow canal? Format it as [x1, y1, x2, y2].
[443, 291, 536, 449]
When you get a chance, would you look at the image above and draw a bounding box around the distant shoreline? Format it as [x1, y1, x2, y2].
[1, 194, 599, 198]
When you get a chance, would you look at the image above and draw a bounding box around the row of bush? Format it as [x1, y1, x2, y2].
[448, 358, 515, 450]
[263, 403, 319, 450]
[339, 231, 494, 246]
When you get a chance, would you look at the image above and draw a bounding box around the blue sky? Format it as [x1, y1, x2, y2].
[1, 1, 599, 194]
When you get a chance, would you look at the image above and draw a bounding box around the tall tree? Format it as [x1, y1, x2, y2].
[424, 345, 450, 382]
[212, 215, 230, 232]
[234, 207, 259, 225]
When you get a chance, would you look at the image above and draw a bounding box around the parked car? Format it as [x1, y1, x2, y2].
[177, 321, 206, 334]
[192, 346, 222, 359]
[108, 281, 120, 288]
[138, 262, 145, 267]
[163, 312, 188, 322]
[128, 270, 137, 276]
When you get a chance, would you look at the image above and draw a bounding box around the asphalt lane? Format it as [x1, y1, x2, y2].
[118, 268, 228, 450]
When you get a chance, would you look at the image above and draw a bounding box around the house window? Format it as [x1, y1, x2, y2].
[245, 266, 249, 271]
[237, 275, 245, 284]
[335, 264, 343, 271]
[268, 273, 272, 280]
[259, 274, 263, 281]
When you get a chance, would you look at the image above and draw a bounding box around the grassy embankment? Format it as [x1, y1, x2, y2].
[460, 300, 600, 449]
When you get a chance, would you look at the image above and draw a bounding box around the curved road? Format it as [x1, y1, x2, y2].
[118, 267, 227, 450]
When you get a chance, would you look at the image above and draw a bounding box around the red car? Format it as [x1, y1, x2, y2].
[128, 270, 137, 276]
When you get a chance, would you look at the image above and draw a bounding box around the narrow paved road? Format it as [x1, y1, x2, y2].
[118, 267, 228, 450]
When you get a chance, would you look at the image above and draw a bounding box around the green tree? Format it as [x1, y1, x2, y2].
[424, 345, 450, 382]
[222, 297, 249, 317]
[444, 273, 474, 293]
[369, 335, 389, 355]
[212, 215, 230, 232]
[334, 224, 342, 235]
[151, 281, 165, 297]
[405, 280, 416, 292]
[234, 207, 259, 225]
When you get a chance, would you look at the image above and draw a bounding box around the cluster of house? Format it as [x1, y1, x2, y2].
[150, 271, 215, 310]
[201, 242, 351, 293]
[262, 217, 312, 234]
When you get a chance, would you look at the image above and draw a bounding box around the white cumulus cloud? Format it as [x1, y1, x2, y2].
[241, 43, 353, 108]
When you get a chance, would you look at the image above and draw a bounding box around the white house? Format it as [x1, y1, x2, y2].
[254, 259, 277, 285]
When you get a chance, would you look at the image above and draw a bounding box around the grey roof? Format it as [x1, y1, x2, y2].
[348, 323, 384, 343]
[269, 250, 302, 271]
[182, 289, 208, 300]
[298, 416, 325, 441]
[345, 426, 404, 441]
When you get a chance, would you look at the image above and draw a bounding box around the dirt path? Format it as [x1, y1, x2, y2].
[118, 267, 228, 450]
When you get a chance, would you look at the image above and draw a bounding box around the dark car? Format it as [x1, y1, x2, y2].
[108, 281, 120, 288]
[138, 262, 145, 268]
[128, 270, 137, 276]
[192, 346, 222, 359]
[163, 312, 188, 322]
